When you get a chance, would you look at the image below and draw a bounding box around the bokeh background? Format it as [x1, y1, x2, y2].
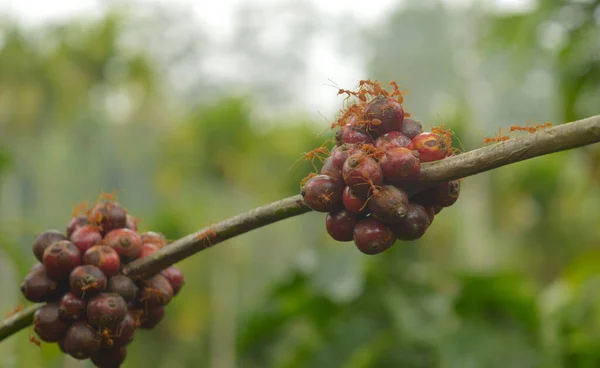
[1, 0, 600, 367]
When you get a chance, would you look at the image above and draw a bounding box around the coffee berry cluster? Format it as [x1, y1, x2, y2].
[19, 199, 184, 367]
[301, 80, 460, 255]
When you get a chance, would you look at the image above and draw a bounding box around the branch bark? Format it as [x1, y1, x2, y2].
[2, 114, 599, 342]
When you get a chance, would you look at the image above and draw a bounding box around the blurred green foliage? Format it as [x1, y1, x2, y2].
[0, 1, 600, 367]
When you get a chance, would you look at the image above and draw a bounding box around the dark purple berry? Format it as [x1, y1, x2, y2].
[342, 186, 368, 214]
[91, 346, 127, 368]
[33, 303, 69, 342]
[138, 274, 173, 307]
[400, 118, 423, 139]
[342, 154, 383, 195]
[20, 265, 61, 302]
[335, 124, 374, 145]
[300, 174, 345, 213]
[111, 312, 136, 347]
[367, 185, 410, 224]
[42, 240, 81, 280]
[380, 147, 421, 183]
[160, 266, 185, 296]
[66, 216, 88, 238]
[325, 210, 358, 242]
[107, 275, 138, 302]
[320, 156, 343, 180]
[69, 265, 107, 299]
[137, 305, 165, 329]
[103, 228, 143, 260]
[331, 143, 360, 170]
[59, 292, 87, 321]
[87, 201, 128, 235]
[63, 320, 102, 360]
[392, 204, 431, 240]
[70, 225, 103, 254]
[83, 245, 120, 277]
[412, 180, 461, 208]
[374, 131, 414, 150]
[353, 218, 397, 255]
[363, 95, 404, 136]
[32, 230, 67, 262]
[87, 292, 128, 328]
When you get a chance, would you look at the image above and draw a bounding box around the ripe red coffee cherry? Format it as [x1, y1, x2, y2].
[363, 95, 404, 135]
[125, 214, 138, 231]
[103, 228, 143, 260]
[353, 218, 397, 255]
[325, 210, 358, 242]
[32, 230, 67, 262]
[331, 143, 360, 170]
[342, 186, 368, 214]
[400, 118, 423, 139]
[66, 216, 88, 238]
[367, 185, 410, 224]
[320, 156, 343, 180]
[392, 204, 431, 241]
[88, 201, 127, 235]
[70, 224, 103, 254]
[107, 275, 139, 302]
[412, 132, 448, 162]
[160, 266, 185, 296]
[137, 305, 165, 329]
[138, 274, 173, 307]
[83, 245, 121, 277]
[63, 320, 102, 360]
[42, 240, 82, 280]
[110, 312, 136, 346]
[91, 346, 127, 368]
[20, 264, 61, 302]
[342, 154, 383, 195]
[413, 180, 461, 208]
[33, 303, 69, 342]
[59, 292, 87, 322]
[138, 242, 160, 259]
[335, 124, 374, 145]
[374, 131, 414, 150]
[139, 231, 168, 248]
[380, 147, 421, 183]
[300, 174, 345, 213]
[69, 265, 107, 299]
[87, 292, 128, 328]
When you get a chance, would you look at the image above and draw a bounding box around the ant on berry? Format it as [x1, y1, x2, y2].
[98, 326, 121, 347]
[79, 278, 101, 299]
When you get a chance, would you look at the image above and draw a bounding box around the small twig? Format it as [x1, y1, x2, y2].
[2, 114, 599, 343]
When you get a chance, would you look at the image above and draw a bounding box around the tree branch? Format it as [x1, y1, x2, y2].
[2, 114, 599, 343]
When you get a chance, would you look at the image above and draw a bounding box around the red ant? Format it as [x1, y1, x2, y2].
[509, 121, 552, 133]
[5, 304, 24, 318]
[98, 326, 121, 347]
[71, 201, 89, 217]
[196, 222, 217, 248]
[28, 328, 42, 350]
[289, 144, 330, 172]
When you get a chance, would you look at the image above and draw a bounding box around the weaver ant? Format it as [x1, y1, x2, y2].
[509, 121, 553, 133]
[5, 304, 24, 318]
[195, 222, 217, 248]
[289, 144, 330, 172]
[98, 326, 121, 347]
[28, 328, 42, 350]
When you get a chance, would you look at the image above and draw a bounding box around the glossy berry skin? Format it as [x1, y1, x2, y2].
[392, 204, 431, 241]
[83, 245, 121, 277]
[301, 174, 345, 213]
[412, 180, 461, 208]
[380, 147, 421, 183]
[335, 124, 374, 145]
[107, 275, 139, 302]
[342, 186, 368, 214]
[320, 156, 343, 180]
[331, 143, 360, 171]
[363, 95, 404, 135]
[139, 232, 168, 248]
[138, 242, 160, 259]
[33, 303, 70, 342]
[111, 312, 136, 346]
[374, 131, 414, 150]
[400, 118, 423, 139]
[325, 210, 358, 242]
[87, 292, 128, 328]
[342, 154, 383, 195]
[20, 264, 61, 302]
[137, 305, 165, 329]
[42, 240, 82, 280]
[66, 216, 88, 238]
[63, 321, 102, 360]
[69, 265, 107, 299]
[70, 225, 103, 254]
[91, 346, 127, 368]
[32, 230, 67, 262]
[87, 201, 127, 235]
[59, 292, 87, 322]
[103, 228, 143, 260]
[412, 132, 448, 162]
[138, 274, 173, 307]
[367, 185, 410, 224]
[160, 267, 185, 296]
[353, 218, 397, 255]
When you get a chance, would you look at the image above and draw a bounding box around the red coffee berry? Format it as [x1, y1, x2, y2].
[374, 131, 414, 150]
[63, 320, 102, 360]
[139, 231, 168, 248]
[160, 266, 185, 296]
[32, 230, 67, 262]
[342, 186, 369, 214]
[91, 346, 127, 368]
[138, 274, 173, 307]
[110, 312, 137, 347]
[87, 292, 128, 328]
[325, 210, 358, 242]
[412, 180, 461, 208]
[335, 124, 374, 145]
[367, 185, 410, 224]
[107, 275, 139, 302]
[103, 228, 143, 260]
[137, 305, 165, 329]
[320, 156, 343, 180]
[412, 132, 448, 162]
[400, 118, 423, 139]
[353, 218, 397, 255]
[392, 204, 432, 241]
[33, 303, 69, 342]
[69, 265, 107, 299]
[88, 201, 127, 235]
[363, 95, 404, 135]
[42, 240, 82, 280]
[380, 147, 421, 183]
[331, 143, 360, 170]
[83, 245, 120, 277]
[125, 214, 138, 231]
[301, 174, 345, 213]
[342, 154, 383, 195]
[20, 264, 61, 302]
[59, 292, 87, 322]
[70, 225, 103, 254]
[66, 216, 88, 238]
[138, 242, 160, 259]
